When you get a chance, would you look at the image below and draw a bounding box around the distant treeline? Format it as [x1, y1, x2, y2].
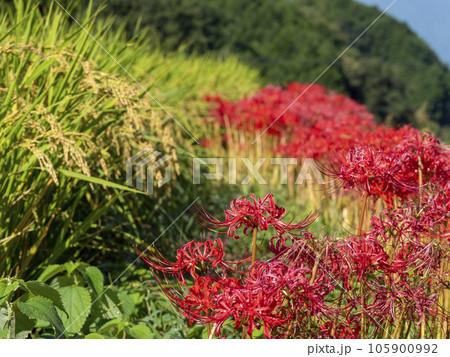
[92, 0, 450, 130]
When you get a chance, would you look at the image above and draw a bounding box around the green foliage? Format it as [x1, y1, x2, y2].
[17, 296, 66, 337]
[0, 262, 190, 338]
[0, 0, 261, 281]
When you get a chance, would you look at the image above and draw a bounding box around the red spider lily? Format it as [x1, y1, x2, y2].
[153, 275, 242, 325]
[370, 199, 449, 244]
[136, 238, 248, 284]
[211, 282, 291, 338]
[365, 275, 438, 326]
[196, 194, 318, 239]
[138, 186, 448, 339]
[335, 236, 389, 282]
[326, 146, 417, 207]
[206, 83, 377, 160]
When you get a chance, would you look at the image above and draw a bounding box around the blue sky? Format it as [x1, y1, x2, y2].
[355, 0, 450, 65]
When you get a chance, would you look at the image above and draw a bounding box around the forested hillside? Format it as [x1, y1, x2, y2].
[96, 0, 450, 132]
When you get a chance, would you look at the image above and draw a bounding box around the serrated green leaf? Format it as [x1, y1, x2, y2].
[85, 333, 104, 339]
[37, 265, 66, 283]
[58, 286, 91, 334]
[0, 281, 19, 304]
[126, 323, 153, 339]
[81, 266, 103, 297]
[24, 281, 66, 315]
[117, 291, 135, 320]
[17, 296, 66, 338]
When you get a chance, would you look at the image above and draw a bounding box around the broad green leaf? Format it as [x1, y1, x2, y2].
[24, 281, 66, 315]
[58, 169, 145, 194]
[58, 286, 91, 334]
[101, 290, 122, 320]
[98, 319, 124, 337]
[126, 323, 153, 339]
[117, 291, 135, 320]
[81, 266, 104, 297]
[17, 296, 66, 338]
[37, 265, 66, 283]
[0, 281, 19, 304]
[50, 275, 75, 290]
[85, 333, 104, 339]
[13, 307, 35, 339]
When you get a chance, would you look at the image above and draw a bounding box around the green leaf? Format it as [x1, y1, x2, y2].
[17, 296, 66, 338]
[252, 325, 264, 338]
[13, 307, 35, 339]
[50, 275, 75, 290]
[37, 265, 66, 283]
[85, 333, 104, 339]
[98, 319, 124, 338]
[24, 281, 66, 315]
[58, 286, 91, 334]
[126, 323, 153, 339]
[0, 280, 19, 304]
[187, 324, 205, 339]
[58, 169, 145, 194]
[117, 291, 135, 320]
[64, 262, 83, 276]
[101, 290, 122, 320]
[0, 329, 8, 339]
[81, 266, 104, 297]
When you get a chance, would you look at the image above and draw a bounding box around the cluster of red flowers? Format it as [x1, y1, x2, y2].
[205, 83, 377, 159]
[329, 131, 449, 207]
[206, 83, 449, 208]
[136, 83, 448, 338]
[138, 192, 448, 338]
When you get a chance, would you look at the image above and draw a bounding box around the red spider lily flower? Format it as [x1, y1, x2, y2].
[136, 238, 248, 284]
[268, 235, 290, 255]
[153, 275, 242, 326]
[196, 194, 318, 239]
[211, 284, 290, 338]
[365, 275, 438, 326]
[369, 198, 449, 244]
[327, 146, 417, 207]
[336, 236, 389, 282]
